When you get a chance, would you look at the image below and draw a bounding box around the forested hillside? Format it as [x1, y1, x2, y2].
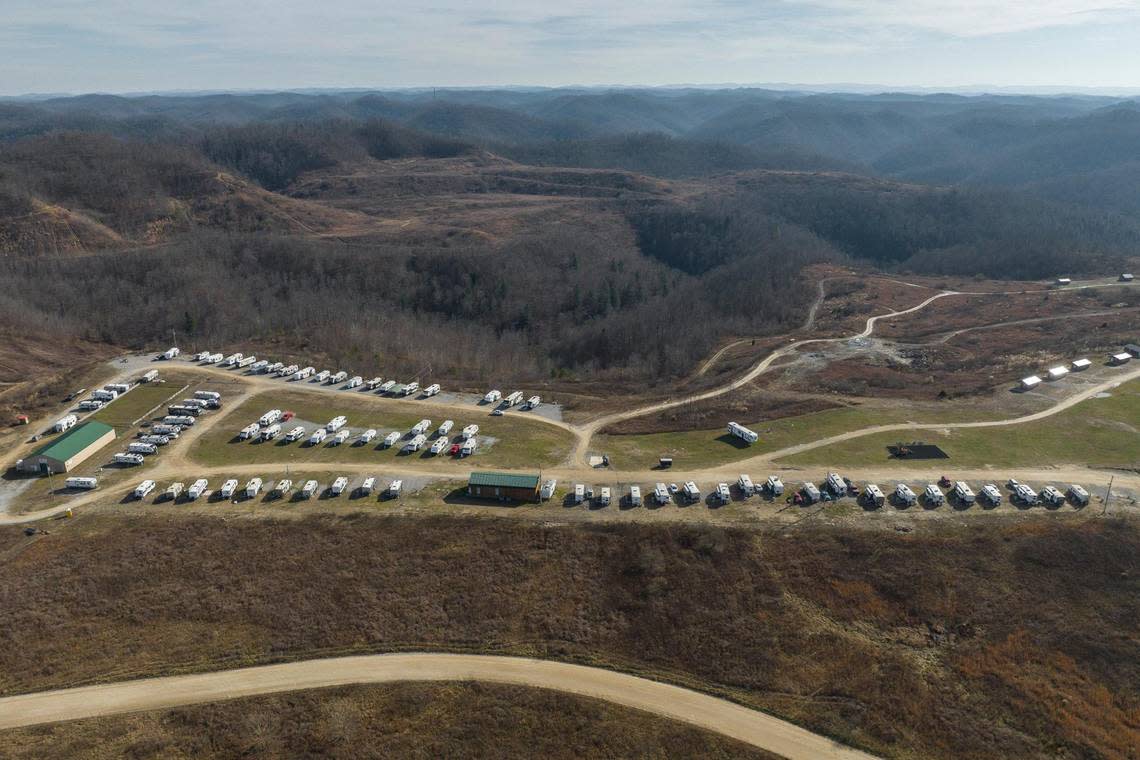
[1, 87, 1139, 382]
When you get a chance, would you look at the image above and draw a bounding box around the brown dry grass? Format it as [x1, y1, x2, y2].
[0, 682, 772, 759]
[1, 513, 1137, 758]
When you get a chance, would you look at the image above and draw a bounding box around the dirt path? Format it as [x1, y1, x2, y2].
[0, 653, 878, 759]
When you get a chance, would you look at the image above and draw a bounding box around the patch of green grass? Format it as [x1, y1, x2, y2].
[90, 378, 198, 432]
[779, 379, 1140, 469]
[188, 391, 574, 470]
[596, 404, 997, 471]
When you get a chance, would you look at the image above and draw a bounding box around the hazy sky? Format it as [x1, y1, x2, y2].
[4, 1, 1140, 94]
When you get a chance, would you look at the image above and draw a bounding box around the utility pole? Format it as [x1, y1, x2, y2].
[1102, 475, 1114, 515]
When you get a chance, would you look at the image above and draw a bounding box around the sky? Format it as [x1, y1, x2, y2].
[3, 1, 1140, 95]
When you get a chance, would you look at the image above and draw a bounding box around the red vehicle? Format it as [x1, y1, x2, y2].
[282, 411, 295, 422]
[449, 443, 461, 456]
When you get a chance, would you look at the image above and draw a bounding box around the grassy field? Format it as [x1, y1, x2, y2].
[2, 512, 1137, 759]
[781, 379, 1140, 469]
[189, 391, 574, 470]
[596, 403, 1000, 470]
[89, 380, 194, 431]
[0, 682, 773, 760]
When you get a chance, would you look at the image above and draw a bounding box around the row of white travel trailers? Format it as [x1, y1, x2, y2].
[135, 476, 402, 501]
[554, 475, 786, 507]
[798, 479, 1089, 508]
[483, 390, 541, 409]
[194, 351, 439, 397]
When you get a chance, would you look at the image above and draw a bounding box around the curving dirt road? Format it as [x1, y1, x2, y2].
[0, 653, 878, 759]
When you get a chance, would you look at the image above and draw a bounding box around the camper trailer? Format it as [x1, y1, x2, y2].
[285, 426, 306, 442]
[682, 481, 701, 503]
[1020, 375, 1042, 390]
[161, 347, 180, 360]
[331, 371, 349, 384]
[259, 409, 282, 427]
[1013, 484, 1039, 505]
[411, 419, 431, 436]
[379, 380, 396, 393]
[239, 423, 260, 440]
[272, 479, 292, 497]
[953, 481, 976, 505]
[597, 487, 612, 507]
[139, 435, 170, 447]
[308, 428, 328, 445]
[382, 431, 400, 447]
[140, 369, 159, 383]
[403, 434, 427, 452]
[574, 484, 587, 504]
[250, 360, 268, 373]
[113, 453, 145, 466]
[424, 384, 441, 397]
[483, 389, 502, 404]
[459, 438, 476, 457]
[360, 477, 375, 496]
[260, 424, 281, 441]
[301, 480, 319, 499]
[127, 442, 157, 455]
[980, 484, 1002, 506]
[924, 484, 944, 506]
[331, 428, 350, 445]
[400, 381, 420, 396]
[737, 474, 755, 496]
[1047, 366, 1069, 381]
[429, 437, 449, 454]
[627, 484, 642, 506]
[727, 421, 759, 444]
[715, 483, 731, 504]
[237, 356, 256, 368]
[187, 479, 209, 500]
[366, 377, 384, 390]
[359, 428, 377, 444]
[326, 416, 347, 432]
[1071, 358, 1092, 371]
[53, 414, 78, 433]
[133, 480, 156, 499]
[504, 391, 524, 407]
[346, 376, 363, 389]
[863, 484, 886, 508]
[1040, 485, 1065, 507]
[540, 479, 557, 500]
[220, 479, 239, 499]
[461, 424, 479, 440]
[222, 353, 242, 367]
[894, 483, 917, 506]
[63, 476, 97, 490]
[653, 482, 669, 505]
[244, 478, 263, 498]
[800, 482, 821, 504]
[765, 475, 785, 496]
[280, 364, 299, 376]
[387, 480, 403, 498]
[526, 395, 541, 409]
[437, 420, 454, 437]
[825, 472, 847, 496]
[1067, 484, 1090, 506]
[331, 477, 349, 496]
[315, 370, 331, 383]
[294, 367, 315, 380]
[164, 482, 183, 500]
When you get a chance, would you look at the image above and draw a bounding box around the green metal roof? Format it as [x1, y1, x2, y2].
[28, 421, 114, 462]
[468, 471, 540, 489]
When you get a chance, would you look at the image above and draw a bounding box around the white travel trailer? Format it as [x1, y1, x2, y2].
[423, 383, 441, 397]
[187, 479, 209, 500]
[765, 475, 785, 496]
[540, 479, 558, 500]
[285, 426, 306, 442]
[332, 429, 350, 445]
[1020, 375, 1043, 390]
[164, 482, 183, 500]
[400, 381, 419, 396]
[403, 434, 427, 452]
[629, 484, 643, 507]
[727, 421, 759, 444]
[53, 414, 78, 433]
[483, 389, 501, 404]
[504, 391, 524, 407]
[1067, 484, 1090, 506]
[326, 416, 347, 432]
[127, 442, 157, 455]
[1046, 366, 1069, 381]
[272, 479, 292, 497]
[382, 431, 401, 447]
[715, 483, 730, 503]
[894, 483, 917, 506]
[113, 453, 144, 466]
[863, 484, 885, 508]
[366, 377, 384, 390]
[387, 480, 403, 498]
[222, 353, 242, 367]
[461, 424, 479, 440]
[280, 364, 299, 376]
[980, 484, 1002, 506]
[238, 356, 256, 368]
[924, 484, 945, 506]
[301, 480, 319, 499]
[459, 438, 476, 457]
[139, 435, 170, 447]
[105, 383, 131, 395]
[575, 484, 587, 504]
[430, 437, 449, 455]
[360, 477, 375, 496]
[220, 479, 239, 499]
[161, 347, 180, 360]
[244, 478, 263, 498]
[1014, 483, 1038, 505]
[379, 380, 396, 393]
[194, 350, 211, 362]
[526, 395, 541, 409]
[653, 482, 669, 505]
[1070, 358, 1092, 371]
[260, 424, 281, 441]
[308, 428, 328, 445]
[359, 428, 377, 444]
[331, 477, 349, 496]
[737, 474, 755, 496]
[436, 420, 454, 438]
[163, 415, 195, 427]
[1040, 485, 1065, 507]
[65, 476, 98, 490]
[315, 370, 331, 382]
[411, 419, 431, 436]
[180, 398, 208, 409]
[801, 482, 821, 504]
[258, 409, 282, 427]
[347, 376, 363, 389]
[250, 360, 268, 372]
[294, 366, 315, 380]
[682, 481, 701, 503]
[151, 424, 181, 437]
[78, 400, 104, 411]
[92, 389, 118, 401]
[598, 487, 612, 507]
[140, 369, 159, 383]
[266, 362, 284, 374]
[133, 480, 156, 499]
[331, 371, 349, 384]
[206, 353, 224, 364]
[239, 423, 260, 440]
[953, 481, 976, 504]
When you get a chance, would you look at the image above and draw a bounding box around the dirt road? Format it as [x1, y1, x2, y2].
[0, 653, 877, 760]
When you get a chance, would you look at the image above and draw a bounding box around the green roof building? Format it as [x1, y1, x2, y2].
[467, 471, 541, 503]
[17, 421, 116, 475]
